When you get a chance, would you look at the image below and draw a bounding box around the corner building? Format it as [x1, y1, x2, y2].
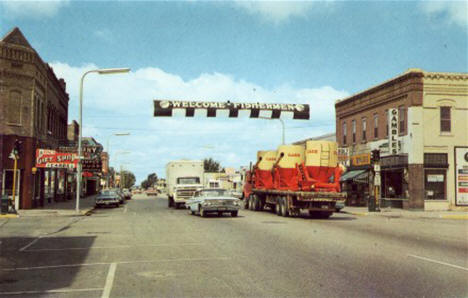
[0, 27, 69, 209]
[335, 69, 468, 211]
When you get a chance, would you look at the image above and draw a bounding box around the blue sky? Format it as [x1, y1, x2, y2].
[1, 1, 467, 183]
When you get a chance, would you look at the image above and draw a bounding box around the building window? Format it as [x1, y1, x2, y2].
[399, 106, 406, 134]
[440, 106, 451, 132]
[374, 114, 378, 139]
[385, 109, 389, 136]
[362, 117, 367, 141]
[6, 90, 22, 125]
[352, 120, 356, 143]
[342, 121, 347, 145]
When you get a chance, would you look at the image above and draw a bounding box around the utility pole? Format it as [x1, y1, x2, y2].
[370, 149, 381, 212]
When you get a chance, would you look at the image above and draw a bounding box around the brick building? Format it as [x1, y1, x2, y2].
[0, 27, 69, 209]
[335, 69, 468, 210]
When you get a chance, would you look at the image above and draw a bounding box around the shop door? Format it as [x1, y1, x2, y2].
[2, 169, 21, 210]
[425, 170, 446, 200]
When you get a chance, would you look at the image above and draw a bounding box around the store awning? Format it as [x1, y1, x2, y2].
[340, 170, 368, 182]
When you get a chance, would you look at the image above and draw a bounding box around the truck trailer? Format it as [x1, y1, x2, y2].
[243, 141, 346, 219]
[166, 160, 204, 208]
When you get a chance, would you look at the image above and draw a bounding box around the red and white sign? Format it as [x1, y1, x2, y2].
[455, 147, 468, 206]
[36, 149, 78, 169]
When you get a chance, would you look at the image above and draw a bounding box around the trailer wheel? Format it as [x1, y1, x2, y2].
[276, 199, 282, 216]
[244, 197, 249, 209]
[248, 196, 254, 210]
[281, 197, 290, 217]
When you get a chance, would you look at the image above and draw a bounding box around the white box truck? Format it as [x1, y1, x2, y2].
[166, 160, 204, 208]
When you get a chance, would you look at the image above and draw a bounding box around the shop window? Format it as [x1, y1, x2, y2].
[342, 121, 347, 145]
[374, 114, 378, 139]
[362, 117, 367, 142]
[425, 170, 446, 200]
[399, 106, 406, 134]
[440, 106, 451, 132]
[352, 120, 356, 143]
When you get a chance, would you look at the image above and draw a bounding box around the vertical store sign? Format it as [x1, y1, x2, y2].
[455, 147, 468, 206]
[388, 109, 399, 154]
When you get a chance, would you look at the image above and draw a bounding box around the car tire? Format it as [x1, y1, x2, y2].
[191, 209, 195, 215]
[199, 206, 206, 217]
[231, 211, 238, 217]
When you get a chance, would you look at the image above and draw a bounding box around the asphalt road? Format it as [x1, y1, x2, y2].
[0, 194, 467, 297]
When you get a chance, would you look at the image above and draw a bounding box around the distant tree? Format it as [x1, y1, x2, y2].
[121, 170, 136, 189]
[141, 172, 158, 189]
[204, 158, 221, 172]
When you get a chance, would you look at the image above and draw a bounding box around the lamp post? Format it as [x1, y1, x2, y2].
[113, 151, 130, 189]
[76, 68, 130, 214]
[259, 116, 285, 145]
[106, 132, 130, 188]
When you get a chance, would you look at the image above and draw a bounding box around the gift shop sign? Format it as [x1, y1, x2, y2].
[36, 149, 78, 169]
[455, 147, 468, 206]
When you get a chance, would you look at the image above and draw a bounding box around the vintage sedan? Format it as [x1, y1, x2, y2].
[186, 189, 241, 217]
[95, 190, 121, 208]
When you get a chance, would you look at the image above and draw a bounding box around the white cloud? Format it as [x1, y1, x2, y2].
[233, 1, 317, 24]
[1, 0, 69, 18]
[420, 1, 468, 27]
[49, 62, 348, 182]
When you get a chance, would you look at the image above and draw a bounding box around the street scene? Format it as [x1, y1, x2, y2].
[1, 1, 467, 297]
[1, 194, 467, 297]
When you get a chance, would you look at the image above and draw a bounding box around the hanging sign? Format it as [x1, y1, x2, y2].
[388, 109, 399, 154]
[154, 100, 310, 119]
[36, 149, 78, 169]
[455, 147, 468, 206]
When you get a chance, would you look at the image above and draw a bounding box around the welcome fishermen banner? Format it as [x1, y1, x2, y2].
[153, 100, 310, 120]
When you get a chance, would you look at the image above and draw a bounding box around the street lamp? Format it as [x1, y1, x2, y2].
[259, 116, 285, 145]
[76, 68, 130, 213]
[106, 132, 130, 187]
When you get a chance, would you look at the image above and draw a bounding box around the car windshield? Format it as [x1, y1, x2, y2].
[101, 191, 115, 195]
[177, 177, 200, 184]
[199, 189, 228, 197]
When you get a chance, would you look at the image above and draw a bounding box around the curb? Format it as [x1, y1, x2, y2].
[343, 210, 468, 220]
[0, 214, 19, 219]
[440, 214, 468, 220]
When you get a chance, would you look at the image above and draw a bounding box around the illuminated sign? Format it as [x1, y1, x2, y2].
[154, 100, 309, 119]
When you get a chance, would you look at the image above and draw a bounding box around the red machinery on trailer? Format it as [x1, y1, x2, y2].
[243, 141, 346, 219]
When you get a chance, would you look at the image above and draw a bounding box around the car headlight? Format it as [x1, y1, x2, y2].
[233, 201, 240, 206]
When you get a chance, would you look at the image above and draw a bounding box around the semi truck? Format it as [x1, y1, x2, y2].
[243, 141, 346, 219]
[166, 160, 204, 208]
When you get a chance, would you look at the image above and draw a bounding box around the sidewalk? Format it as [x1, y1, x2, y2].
[12, 195, 97, 218]
[342, 206, 468, 220]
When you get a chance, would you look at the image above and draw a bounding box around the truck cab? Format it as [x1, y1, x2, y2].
[166, 160, 204, 209]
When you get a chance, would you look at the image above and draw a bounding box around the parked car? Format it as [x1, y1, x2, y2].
[95, 190, 121, 208]
[123, 189, 132, 200]
[186, 189, 241, 217]
[335, 200, 345, 212]
[112, 188, 125, 204]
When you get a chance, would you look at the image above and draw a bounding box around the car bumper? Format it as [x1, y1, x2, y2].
[96, 199, 119, 205]
[201, 205, 240, 212]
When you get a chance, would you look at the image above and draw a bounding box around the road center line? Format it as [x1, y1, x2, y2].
[408, 254, 468, 271]
[19, 236, 42, 252]
[101, 263, 117, 298]
[0, 288, 103, 296]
